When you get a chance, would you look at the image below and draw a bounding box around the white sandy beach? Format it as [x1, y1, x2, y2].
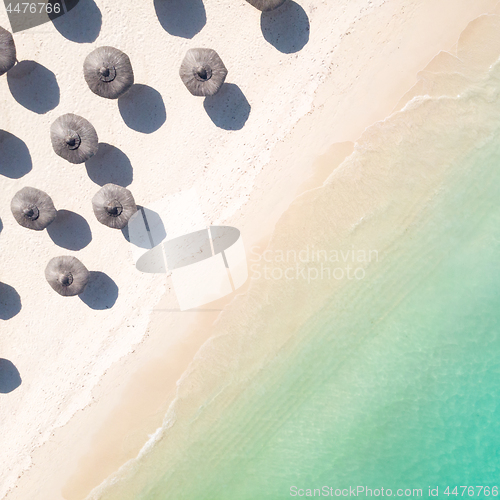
[1, 0, 499, 498]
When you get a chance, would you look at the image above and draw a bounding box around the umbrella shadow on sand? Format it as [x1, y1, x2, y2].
[85, 143, 133, 187]
[79, 271, 118, 310]
[7, 61, 60, 114]
[203, 83, 251, 131]
[260, 0, 310, 54]
[122, 206, 167, 250]
[0, 131, 32, 179]
[47, 210, 92, 251]
[154, 0, 206, 39]
[0, 283, 22, 320]
[0, 359, 22, 393]
[51, 0, 102, 43]
[118, 84, 167, 134]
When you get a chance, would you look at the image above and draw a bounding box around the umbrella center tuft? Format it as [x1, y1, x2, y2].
[65, 131, 81, 150]
[194, 65, 212, 82]
[106, 200, 123, 217]
[98, 65, 117, 82]
[23, 205, 39, 221]
[60, 272, 74, 287]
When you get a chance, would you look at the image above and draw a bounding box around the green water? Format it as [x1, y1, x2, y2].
[96, 63, 500, 500]
[151, 146, 500, 500]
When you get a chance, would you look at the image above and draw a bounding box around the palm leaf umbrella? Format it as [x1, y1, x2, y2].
[45, 256, 89, 296]
[84, 46, 134, 99]
[246, 0, 286, 10]
[0, 26, 16, 76]
[179, 48, 227, 97]
[92, 183, 137, 229]
[11, 187, 57, 231]
[51, 114, 99, 164]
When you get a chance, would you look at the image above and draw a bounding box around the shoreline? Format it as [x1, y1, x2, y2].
[2, 1, 499, 499]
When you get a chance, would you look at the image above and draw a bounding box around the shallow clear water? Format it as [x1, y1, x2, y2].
[95, 50, 500, 500]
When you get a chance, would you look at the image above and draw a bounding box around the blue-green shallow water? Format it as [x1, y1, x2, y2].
[96, 69, 500, 500]
[158, 146, 500, 500]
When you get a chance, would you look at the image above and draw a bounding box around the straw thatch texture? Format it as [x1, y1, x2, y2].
[45, 256, 89, 296]
[84, 46, 134, 99]
[92, 183, 137, 229]
[179, 48, 227, 97]
[51, 114, 99, 164]
[246, 0, 287, 10]
[11, 187, 57, 231]
[0, 26, 16, 76]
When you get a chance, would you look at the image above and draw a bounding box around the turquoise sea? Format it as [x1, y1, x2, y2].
[94, 37, 500, 500]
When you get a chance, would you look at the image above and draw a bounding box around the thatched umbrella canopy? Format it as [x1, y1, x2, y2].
[51, 114, 99, 164]
[84, 46, 134, 99]
[0, 26, 16, 76]
[11, 187, 57, 231]
[246, 0, 287, 10]
[179, 48, 227, 97]
[45, 256, 89, 296]
[92, 183, 137, 229]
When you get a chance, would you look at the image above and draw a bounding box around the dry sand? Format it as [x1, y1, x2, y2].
[1, 0, 498, 499]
